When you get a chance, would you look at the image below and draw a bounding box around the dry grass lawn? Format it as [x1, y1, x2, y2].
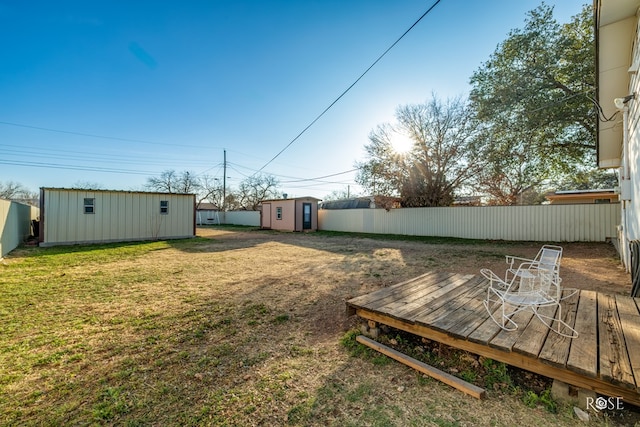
[0, 226, 635, 426]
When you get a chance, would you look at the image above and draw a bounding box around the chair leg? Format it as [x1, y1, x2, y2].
[484, 291, 518, 331]
[532, 303, 579, 338]
[560, 288, 579, 301]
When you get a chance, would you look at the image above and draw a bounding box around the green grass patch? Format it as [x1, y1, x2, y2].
[522, 389, 558, 413]
[273, 314, 290, 324]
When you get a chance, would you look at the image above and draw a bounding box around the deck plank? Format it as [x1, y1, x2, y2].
[381, 274, 475, 321]
[488, 309, 535, 353]
[416, 277, 487, 333]
[374, 279, 448, 317]
[538, 290, 580, 368]
[615, 295, 640, 391]
[346, 271, 444, 309]
[511, 304, 556, 358]
[376, 273, 459, 312]
[466, 311, 504, 345]
[566, 290, 598, 378]
[598, 293, 635, 389]
[444, 284, 494, 339]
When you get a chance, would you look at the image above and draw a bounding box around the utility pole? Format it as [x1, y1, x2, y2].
[223, 149, 227, 211]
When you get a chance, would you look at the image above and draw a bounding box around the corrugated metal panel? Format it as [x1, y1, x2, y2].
[0, 199, 39, 257]
[42, 189, 194, 246]
[318, 204, 621, 242]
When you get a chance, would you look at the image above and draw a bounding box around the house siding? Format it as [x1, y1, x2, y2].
[597, 0, 640, 270]
[627, 15, 640, 245]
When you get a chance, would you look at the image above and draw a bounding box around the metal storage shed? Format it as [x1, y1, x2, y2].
[39, 188, 195, 247]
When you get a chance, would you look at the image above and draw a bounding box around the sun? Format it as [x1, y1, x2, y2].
[389, 132, 414, 154]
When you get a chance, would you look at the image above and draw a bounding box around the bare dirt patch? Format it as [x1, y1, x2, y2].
[191, 228, 630, 341]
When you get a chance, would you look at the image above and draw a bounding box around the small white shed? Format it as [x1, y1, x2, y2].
[39, 188, 195, 247]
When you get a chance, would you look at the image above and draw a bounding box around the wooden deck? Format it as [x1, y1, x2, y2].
[346, 271, 640, 406]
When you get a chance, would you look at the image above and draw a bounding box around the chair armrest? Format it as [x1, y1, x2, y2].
[506, 261, 538, 278]
[505, 255, 536, 269]
[481, 268, 510, 291]
[506, 255, 535, 263]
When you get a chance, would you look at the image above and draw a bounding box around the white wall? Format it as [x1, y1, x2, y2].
[221, 211, 261, 227]
[318, 204, 620, 242]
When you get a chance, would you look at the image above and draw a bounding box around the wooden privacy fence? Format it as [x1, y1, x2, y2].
[0, 199, 39, 257]
[318, 204, 621, 242]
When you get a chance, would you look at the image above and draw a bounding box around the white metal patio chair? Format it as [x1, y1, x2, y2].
[505, 244, 562, 284]
[504, 245, 577, 300]
[481, 264, 579, 338]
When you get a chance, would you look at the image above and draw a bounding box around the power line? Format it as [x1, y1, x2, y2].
[280, 168, 358, 183]
[228, 160, 358, 184]
[0, 145, 214, 168]
[0, 120, 222, 150]
[255, 0, 443, 174]
[0, 159, 158, 175]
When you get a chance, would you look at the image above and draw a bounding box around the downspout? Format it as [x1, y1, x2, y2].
[622, 105, 630, 181]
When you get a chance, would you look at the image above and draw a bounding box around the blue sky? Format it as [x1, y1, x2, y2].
[1, 0, 588, 199]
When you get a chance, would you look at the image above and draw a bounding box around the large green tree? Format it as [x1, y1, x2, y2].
[469, 4, 595, 203]
[356, 95, 481, 207]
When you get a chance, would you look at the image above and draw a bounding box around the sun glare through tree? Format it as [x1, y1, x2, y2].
[389, 132, 414, 154]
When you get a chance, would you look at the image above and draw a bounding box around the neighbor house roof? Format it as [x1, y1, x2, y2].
[545, 189, 618, 203]
[197, 203, 219, 210]
[320, 197, 372, 209]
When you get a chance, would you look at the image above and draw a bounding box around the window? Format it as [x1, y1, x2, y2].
[84, 198, 95, 214]
[160, 200, 169, 214]
[276, 207, 282, 220]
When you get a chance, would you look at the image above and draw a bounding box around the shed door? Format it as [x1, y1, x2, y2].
[302, 203, 312, 230]
[262, 203, 271, 228]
